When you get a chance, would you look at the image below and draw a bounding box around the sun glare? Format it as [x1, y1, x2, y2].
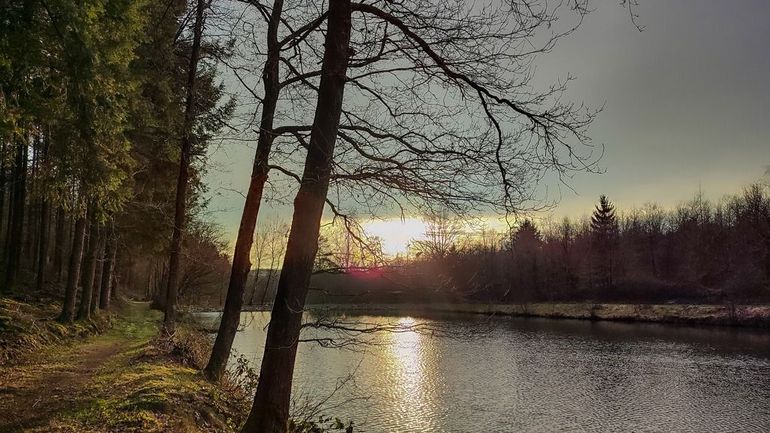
[362, 218, 427, 256]
[361, 216, 512, 257]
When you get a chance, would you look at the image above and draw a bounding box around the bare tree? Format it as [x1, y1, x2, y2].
[238, 0, 599, 431]
[246, 225, 269, 305]
[204, 0, 292, 381]
[241, 1, 353, 431]
[248, 220, 289, 306]
[411, 213, 463, 260]
[314, 219, 384, 272]
[207, 0, 601, 382]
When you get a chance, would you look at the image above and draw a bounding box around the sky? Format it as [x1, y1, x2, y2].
[203, 0, 770, 251]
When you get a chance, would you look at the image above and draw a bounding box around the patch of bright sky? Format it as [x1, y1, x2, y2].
[361, 216, 514, 256]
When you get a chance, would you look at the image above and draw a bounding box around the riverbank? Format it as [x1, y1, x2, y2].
[0, 300, 248, 433]
[296, 302, 770, 328]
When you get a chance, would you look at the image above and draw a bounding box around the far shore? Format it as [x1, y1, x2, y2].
[230, 302, 770, 328]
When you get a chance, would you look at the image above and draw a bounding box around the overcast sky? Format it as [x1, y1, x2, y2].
[537, 0, 770, 218]
[204, 0, 770, 239]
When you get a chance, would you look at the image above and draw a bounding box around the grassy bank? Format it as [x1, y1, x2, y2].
[312, 302, 770, 327]
[0, 294, 111, 365]
[50, 309, 249, 433]
[0, 300, 249, 433]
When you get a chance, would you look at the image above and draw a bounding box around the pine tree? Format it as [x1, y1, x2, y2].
[590, 195, 618, 291]
[591, 195, 617, 237]
[511, 219, 543, 299]
[513, 219, 542, 254]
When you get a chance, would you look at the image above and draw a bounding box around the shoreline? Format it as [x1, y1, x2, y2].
[233, 302, 770, 328]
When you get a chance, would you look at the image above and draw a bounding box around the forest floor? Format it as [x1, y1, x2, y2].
[0, 300, 247, 433]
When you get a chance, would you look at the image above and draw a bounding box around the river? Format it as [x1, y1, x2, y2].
[196, 309, 770, 433]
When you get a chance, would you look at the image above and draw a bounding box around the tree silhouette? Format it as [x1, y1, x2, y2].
[591, 195, 618, 290]
[513, 219, 543, 254]
[412, 213, 464, 260]
[510, 219, 543, 299]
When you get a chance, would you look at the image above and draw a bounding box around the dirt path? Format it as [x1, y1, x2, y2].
[0, 302, 158, 433]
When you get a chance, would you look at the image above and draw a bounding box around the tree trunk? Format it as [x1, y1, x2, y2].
[112, 273, 118, 300]
[204, 0, 284, 382]
[34, 134, 51, 290]
[112, 252, 122, 301]
[247, 266, 262, 306]
[90, 236, 106, 314]
[241, 2, 352, 431]
[60, 213, 86, 323]
[53, 208, 66, 282]
[35, 201, 50, 291]
[164, 0, 206, 326]
[99, 236, 117, 310]
[4, 139, 27, 289]
[26, 139, 38, 267]
[259, 266, 275, 306]
[0, 141, 6, 262]
[35, 200, 50, 290]
[77, 216, 99, 321]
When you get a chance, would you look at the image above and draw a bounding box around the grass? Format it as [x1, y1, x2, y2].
[1, 292, 348, 433]
[0, 295, 249, 433]
[0, 294, 111, 365]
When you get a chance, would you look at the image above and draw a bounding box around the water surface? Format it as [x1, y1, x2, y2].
[197, 309, 770, 433]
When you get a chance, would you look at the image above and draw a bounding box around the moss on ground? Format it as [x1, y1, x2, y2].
[1, 297, 249, 433]
[54, 356, 247, 433]
[1, 295, 347, 433]
[0, 295, 111, 365]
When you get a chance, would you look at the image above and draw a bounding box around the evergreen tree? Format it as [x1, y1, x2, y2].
[590, 195, 618, 291]
[511, 219, 543, 299]
[591, 195, 618, 236]
[513, 219, 543, 254]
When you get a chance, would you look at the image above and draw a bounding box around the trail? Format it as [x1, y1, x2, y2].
[0, 301, 158, 433]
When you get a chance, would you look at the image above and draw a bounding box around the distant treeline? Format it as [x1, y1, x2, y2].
[307, 185, 770, 305]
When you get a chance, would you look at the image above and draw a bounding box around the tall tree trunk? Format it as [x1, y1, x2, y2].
[112, 251, 123, 301]
[242, 2, 352, 430]
[35, 200, 50, 291]
[53, 208, 66, 282]
[60, 213, 86, 322]
[34, 134, 50, 290]
[99, 235, 116, 310]
[164, 0, 206, 326]
[90, 236, 105, 314]
[77, 215, 99, 321]
[204, 0, 285, 381]
[4, 139, 27, 289]
[0, 141, 6, 261]
[26, 138, 38, 266]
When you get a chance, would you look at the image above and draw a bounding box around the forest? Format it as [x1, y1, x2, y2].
[305, 189, 770, 305]
[1, 0, 768, 433]
[0, 0, 233, 314]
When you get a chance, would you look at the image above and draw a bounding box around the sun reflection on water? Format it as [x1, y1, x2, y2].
[383, 316, 441, 431]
